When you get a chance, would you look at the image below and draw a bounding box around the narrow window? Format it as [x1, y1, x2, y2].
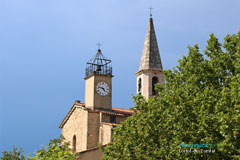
[111, 128, 114, 142]
[111, 126, 116, 142]
[138, 78, 142, 94]
[110, 115, 116, 123]
[72, 135, 76, 153]
[152, 77, 158, 96]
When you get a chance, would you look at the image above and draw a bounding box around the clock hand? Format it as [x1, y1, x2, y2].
[100, 87, 105, 91]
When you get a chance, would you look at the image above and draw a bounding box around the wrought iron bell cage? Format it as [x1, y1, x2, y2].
[85, 49, 112, 77]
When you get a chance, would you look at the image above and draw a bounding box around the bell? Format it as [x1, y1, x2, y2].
[96, 65, 101, 71]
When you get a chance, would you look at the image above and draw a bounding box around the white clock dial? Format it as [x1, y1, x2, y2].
[96, 82, 109, 96]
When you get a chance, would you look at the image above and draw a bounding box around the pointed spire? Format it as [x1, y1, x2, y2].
[139, 17, 163, 71]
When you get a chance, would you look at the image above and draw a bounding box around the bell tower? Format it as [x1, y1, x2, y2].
[85, 47, 113, 111]
[135, 14, 164, 99]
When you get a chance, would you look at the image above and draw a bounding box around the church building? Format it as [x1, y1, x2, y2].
[59, 14, 164, 160]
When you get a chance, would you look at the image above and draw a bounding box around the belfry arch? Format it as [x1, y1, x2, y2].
[152, 76, 158, 96]
[138, 78, 142, 94]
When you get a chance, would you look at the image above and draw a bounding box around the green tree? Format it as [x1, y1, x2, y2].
[29, 137, 77, 160]
[1, 146, 25, 160]
[1, 137, 77, 160]
[102, 32, 240, 159]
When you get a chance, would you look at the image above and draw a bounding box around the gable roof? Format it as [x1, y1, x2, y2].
[59, 101, 134, 128]
[58, 101, 85, 128]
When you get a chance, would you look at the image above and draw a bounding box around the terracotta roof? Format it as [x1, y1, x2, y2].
[101, 111, 131, 117]
[112, 107, 134, 114]
[84, 108, 131, 117]
[83, 107, 133, 114]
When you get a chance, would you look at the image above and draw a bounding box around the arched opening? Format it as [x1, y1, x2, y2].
[138, 78, 142, 94]
[152, 77, 158, 96]
[72, 135, 76, 153]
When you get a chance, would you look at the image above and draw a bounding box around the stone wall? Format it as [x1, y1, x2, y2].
[76, 148, 102, 160]
[99, 123, 113, 145]
[136, 70, 164, 99]
[87, 112, 100, 149]
[116, 116, 127, 123]
[103, 114, 128, 124]
[62, 106, 88, 152]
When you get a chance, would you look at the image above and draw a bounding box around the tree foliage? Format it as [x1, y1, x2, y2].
[102, 32, 240, 159]
[1, 146, 25, 160]
[29, 137, 77, 160]
[1, 137, 77, 160]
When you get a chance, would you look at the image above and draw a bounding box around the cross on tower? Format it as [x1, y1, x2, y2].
[96, 42, 102, 50]
[149, 7, 153, 17]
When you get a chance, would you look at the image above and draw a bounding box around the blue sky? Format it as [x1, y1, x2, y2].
[0, 0, 240, 156]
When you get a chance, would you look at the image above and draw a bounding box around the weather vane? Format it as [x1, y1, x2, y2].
[96, 42, 102, 50]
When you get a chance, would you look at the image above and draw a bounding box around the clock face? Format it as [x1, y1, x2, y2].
[96, 82, 109, 96]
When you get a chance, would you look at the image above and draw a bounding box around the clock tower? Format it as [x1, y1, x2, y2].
[84, 48, 113, 111]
